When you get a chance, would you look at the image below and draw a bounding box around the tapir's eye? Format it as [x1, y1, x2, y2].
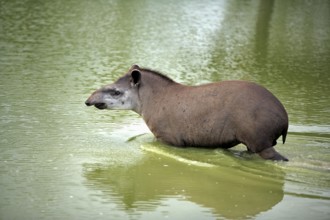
[109, 89, 122, 96]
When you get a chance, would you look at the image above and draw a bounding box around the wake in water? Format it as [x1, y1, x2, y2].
[140, 144, 215, 168]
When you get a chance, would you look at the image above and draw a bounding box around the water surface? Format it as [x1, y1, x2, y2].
[0, 0, 329, 219]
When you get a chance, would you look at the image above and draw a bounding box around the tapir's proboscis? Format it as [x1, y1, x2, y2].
[85, 65, 289, 161]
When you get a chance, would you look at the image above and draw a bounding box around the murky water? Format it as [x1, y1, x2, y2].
[0, 0, 329, 219]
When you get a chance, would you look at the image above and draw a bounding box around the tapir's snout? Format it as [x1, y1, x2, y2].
[85, 100, 92, 106]
[85, 93, 107, 110]
[85, 99, 107, 109]
[85, 95, 95, 106]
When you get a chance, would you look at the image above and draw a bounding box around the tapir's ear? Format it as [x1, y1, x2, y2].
[131, 69, 141, 87]
[129, 64, 140, 72]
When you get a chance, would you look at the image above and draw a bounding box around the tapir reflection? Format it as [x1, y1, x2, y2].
[84, 145, 285, 219]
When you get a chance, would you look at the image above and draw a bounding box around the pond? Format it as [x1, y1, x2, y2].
[0, 0, 329, 219]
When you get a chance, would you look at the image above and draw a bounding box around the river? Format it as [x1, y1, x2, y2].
[0, 0, 329, 219]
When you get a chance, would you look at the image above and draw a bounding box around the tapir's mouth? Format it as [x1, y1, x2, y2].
[94, 103, 107, 110]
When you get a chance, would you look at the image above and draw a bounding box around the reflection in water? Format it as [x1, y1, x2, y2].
[255, 0, 274, 62]
[84, 142, 285, 219]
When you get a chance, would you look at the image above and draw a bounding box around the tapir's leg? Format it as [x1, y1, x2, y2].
[242, 135, 288, 161]
[258, 147, 288, 161]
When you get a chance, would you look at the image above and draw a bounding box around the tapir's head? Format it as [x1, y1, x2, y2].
[85, 65, 142, 112]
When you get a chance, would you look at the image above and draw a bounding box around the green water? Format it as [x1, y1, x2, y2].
[0, 0, 329, 219]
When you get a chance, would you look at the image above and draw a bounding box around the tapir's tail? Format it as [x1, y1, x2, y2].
[282, 128, 287, 144]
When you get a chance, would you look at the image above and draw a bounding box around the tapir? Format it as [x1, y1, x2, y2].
[85, 65, 289, 161]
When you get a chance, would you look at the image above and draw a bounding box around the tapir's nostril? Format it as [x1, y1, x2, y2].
[94, 103, 107, 109]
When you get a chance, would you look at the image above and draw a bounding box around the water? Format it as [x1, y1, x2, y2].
[0, 0, 329, 219]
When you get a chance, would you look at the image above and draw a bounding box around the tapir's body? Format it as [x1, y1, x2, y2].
[86, 65, 289, 161]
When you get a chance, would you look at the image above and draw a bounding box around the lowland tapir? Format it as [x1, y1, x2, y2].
[85, 65, 289, 161]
